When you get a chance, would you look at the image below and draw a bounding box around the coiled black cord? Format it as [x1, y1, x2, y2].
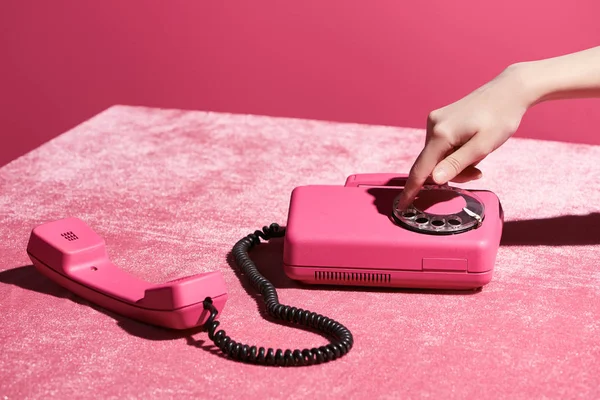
[202, 223, 354, 366]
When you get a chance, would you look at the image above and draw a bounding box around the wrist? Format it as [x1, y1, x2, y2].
[503, 61, 550, 108]
[507, 47, 600, 105]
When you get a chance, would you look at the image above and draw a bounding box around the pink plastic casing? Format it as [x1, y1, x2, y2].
[283, 173, 504, 290]
[26, 217, 228, 330]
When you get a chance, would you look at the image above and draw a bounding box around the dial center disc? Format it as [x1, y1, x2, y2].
[413, 189, 467, 215]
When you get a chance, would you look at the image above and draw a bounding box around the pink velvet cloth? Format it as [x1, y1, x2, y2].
[1, 105, 599, 398]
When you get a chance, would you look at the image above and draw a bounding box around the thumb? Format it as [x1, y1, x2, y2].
[432, 138, 490, 184]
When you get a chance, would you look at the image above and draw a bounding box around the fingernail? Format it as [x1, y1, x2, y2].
[433, 168, 448, 183]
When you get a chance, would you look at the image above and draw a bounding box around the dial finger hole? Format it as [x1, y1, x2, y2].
[448, 217, 462, 226]
[431, 219, 445, 227]
[415, 216, 429, 224]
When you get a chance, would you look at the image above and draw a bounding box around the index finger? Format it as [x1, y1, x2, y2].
[396, 137, 451, 210]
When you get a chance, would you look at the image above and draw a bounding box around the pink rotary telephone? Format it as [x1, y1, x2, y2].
[26, 173, 503, 367]
[283, 173, 504, 290]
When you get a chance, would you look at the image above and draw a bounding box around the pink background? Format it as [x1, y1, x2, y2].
[1, 1, 599, 167]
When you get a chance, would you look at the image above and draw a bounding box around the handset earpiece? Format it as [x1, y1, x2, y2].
[26, 217, 227, 330]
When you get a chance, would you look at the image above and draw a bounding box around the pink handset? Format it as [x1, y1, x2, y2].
[26, 217, 354, 366]
[26, 217, 228, 330]
[283, 173, 504, 290]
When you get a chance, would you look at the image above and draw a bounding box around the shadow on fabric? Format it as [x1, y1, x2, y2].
[500, 213, 600, 246]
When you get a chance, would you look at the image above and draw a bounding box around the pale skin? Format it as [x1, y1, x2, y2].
[396, 45, 600, 210]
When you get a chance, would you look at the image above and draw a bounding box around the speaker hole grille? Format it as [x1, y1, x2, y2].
[314, 271, 391, 283]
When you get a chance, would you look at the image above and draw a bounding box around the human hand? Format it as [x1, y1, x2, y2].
[396, 64, 535, 210]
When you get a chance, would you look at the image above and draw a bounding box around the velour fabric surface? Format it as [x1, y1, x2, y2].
[1, 105, 599, 399]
